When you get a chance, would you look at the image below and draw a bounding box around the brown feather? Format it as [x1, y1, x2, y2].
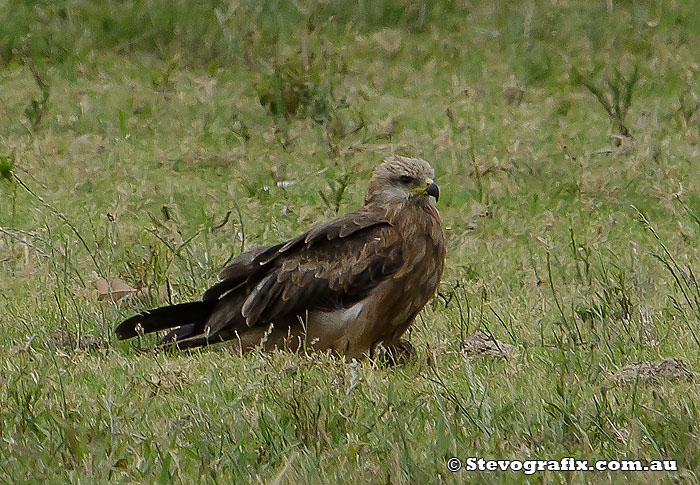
[115, 155, 445, 359]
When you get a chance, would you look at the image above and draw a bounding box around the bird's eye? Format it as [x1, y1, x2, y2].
[398, 175, 413, 184]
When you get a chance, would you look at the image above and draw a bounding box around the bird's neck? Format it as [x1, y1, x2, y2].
[371, 197, 441, 230]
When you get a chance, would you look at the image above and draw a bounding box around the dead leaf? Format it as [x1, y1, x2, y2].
[372, 29, 403, 56]
[45, 329, 74, 349]
[504, 87, 524, 106]
[45, 329, 105, 351]
[614, 358, 694, 384]
[77, 334, 104, 351]
[462, 331, 516, 360]
[92, 277, 137, 301]
[608, 134, 625, 147]
[135, 284, 169, 299]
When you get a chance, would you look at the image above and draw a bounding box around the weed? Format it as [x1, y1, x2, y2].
[255, 52, 346, 125]
[572, 64, 639, 138]
[319, 175, 349, 214]
[151, 58, 179, 91]
[676, 87, 700, 130]
[21, 58, 50, 130]
[0, 153, 14, 182]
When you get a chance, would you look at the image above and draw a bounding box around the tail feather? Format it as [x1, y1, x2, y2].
[158, 332, 219, 350]
[159, 324, 197, 345]
[158, 324, 221, 348]
[115, 301, 217, 340]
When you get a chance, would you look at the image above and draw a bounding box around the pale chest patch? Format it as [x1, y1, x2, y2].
[314, 300, 367, 334]
[340, 301, 365, 322]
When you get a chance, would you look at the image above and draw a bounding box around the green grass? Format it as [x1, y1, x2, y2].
[2, 0, 700, 483]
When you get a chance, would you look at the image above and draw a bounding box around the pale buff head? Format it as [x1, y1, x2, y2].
[365, 155, 439, 205]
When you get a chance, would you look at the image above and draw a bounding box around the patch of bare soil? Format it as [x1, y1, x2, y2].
[462, 331, 516, 360]
[614, 358, 694, 383]
[45, 329, 105, 351]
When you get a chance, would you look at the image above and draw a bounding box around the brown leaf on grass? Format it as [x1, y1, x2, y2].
[614, 358, 694, 384]
[372, 29, 403, 56]
[46, 329, 104, 351]
[77, 334, 104, 351]
[504, 86, 524, 106]
[45, 329, 74, 349]
[462, 331, 516, 360]
[506, 140, 520, 154]
[92, 277, 137, 301]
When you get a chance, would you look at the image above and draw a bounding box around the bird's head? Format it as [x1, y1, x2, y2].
[365, 155, 439, 206]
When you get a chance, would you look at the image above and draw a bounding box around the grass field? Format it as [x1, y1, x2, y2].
[2, 1, 700, 483]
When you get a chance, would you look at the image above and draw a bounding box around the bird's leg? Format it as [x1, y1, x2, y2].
[367, 338, 414, 366]
[368, 342, 378, 361]
[383, 338, 414, 366]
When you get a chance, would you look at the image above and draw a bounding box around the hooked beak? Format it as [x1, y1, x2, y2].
[424, 178, 439, 201]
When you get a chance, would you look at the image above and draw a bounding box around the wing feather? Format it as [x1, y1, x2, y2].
[250, 224, 402, 321]
[203, 245, 274, 301]
[202, 208, 403, 338]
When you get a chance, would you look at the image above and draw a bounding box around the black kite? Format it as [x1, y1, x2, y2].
[116, 156, 445, 359]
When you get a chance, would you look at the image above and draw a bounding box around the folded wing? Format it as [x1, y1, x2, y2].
[202, 208, 404, 338]
[116, 208, 404, 349]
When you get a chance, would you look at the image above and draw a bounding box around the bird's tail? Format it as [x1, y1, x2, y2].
[115, 301, 218, 341]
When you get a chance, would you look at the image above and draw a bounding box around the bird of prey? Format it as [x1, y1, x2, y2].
[116, 155, 445, 360]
